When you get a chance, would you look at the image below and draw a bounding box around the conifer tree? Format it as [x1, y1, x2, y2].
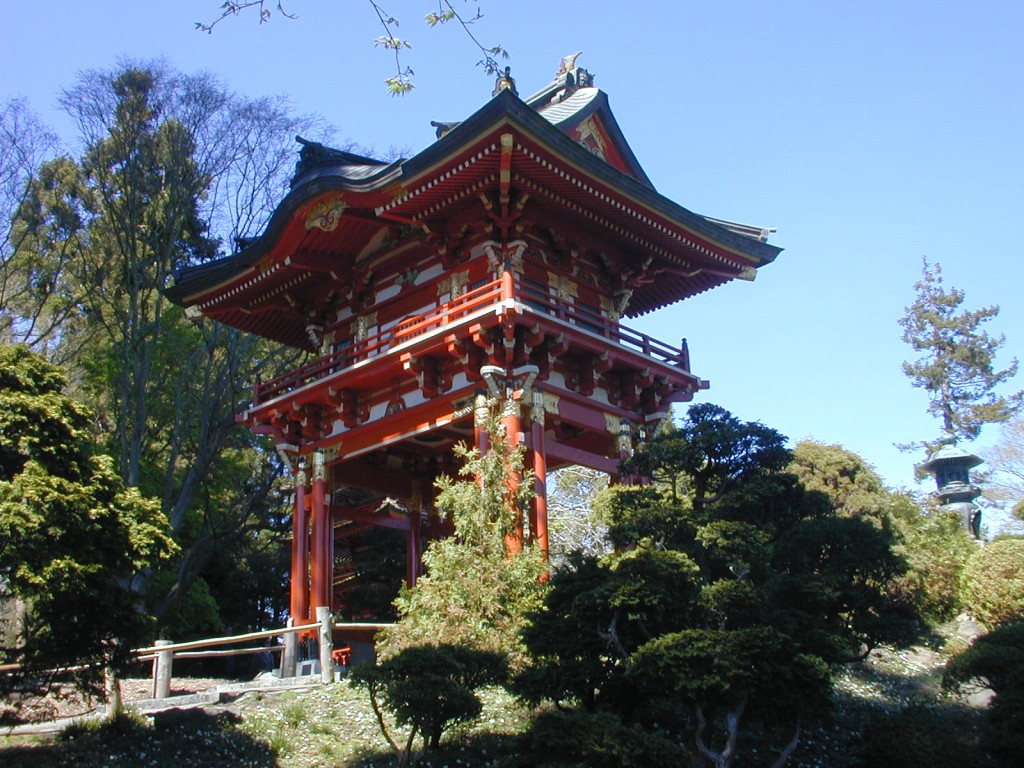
[377, 414, 547, 670]
[899, 258, 1022, 446]
[0, 344, 174, 697]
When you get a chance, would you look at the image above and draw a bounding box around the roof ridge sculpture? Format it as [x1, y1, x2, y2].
[292, 135, 392, 184]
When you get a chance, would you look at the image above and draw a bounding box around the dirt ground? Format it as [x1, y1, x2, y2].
[1, 677, 235, 725]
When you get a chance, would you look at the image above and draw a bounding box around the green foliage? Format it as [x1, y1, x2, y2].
[379, 419, 547, 669]
[350, 644, 507, 765]
[889, 498, 975, 621]
[944, 620, 1024, 696]
[792, 440, 976, 623]
[899, 258, 1022, 444]
[8, 60, 316, 636]
[514, 552, 637, 712]
[0, 345, 174, 695]
[512, 709, 691, 768]
[521, 404, 916, 767]
[789, 440, 890, 520]
[858, 705, 977, 768]
[148, 573, 225, 641]
[960, 537, 1024, 628]
[943, 620, 1024, 767]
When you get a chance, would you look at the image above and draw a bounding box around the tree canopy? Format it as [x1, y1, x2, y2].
[378, 416, 547, 669]
[983, 417, 1024, 526]
[517, 404, 917, 768]
[4, 61, 325, 639]
[944, 619, 1024, 765]
[960, 537, 1024, 629]
[899, 258, 1022, 446]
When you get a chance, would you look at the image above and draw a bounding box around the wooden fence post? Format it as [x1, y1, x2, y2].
[316, 606, 334, 684]
[105, 667, 123, 718]
[152, 639, 174, 699]
[281, 619, 297, 678]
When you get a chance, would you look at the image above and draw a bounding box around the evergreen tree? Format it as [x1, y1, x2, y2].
[8, 62, 320, 635]
[899, 258, 1022, 446]
[377, 415, 547, 670]
[944, 619, 1024, 767]
[0, 344, 174, 697]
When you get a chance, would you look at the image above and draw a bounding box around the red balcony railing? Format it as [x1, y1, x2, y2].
[253, 274, 690, 405]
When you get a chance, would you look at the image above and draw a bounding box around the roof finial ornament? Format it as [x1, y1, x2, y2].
[557, 51, 583, 76]
[553, 52, 593, 102]
[492, 66, 518, 98]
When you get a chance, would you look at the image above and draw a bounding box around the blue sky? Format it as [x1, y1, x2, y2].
[3, 1, 1023, 510]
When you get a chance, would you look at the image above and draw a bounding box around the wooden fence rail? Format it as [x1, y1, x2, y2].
[2, 614, 394, 707]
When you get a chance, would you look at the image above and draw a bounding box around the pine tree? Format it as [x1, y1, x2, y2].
[899, 258, 1022, 445]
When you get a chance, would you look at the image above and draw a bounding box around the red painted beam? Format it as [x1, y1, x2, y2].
[545, 441, 620, 475]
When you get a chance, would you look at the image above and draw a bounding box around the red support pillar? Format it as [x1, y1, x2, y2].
[501, 264, 516, 366]
[309, 450, 332, 612]
[503, 395, 524, 554]
[530, 396, 549, 562]
[290, 462, 310, 624]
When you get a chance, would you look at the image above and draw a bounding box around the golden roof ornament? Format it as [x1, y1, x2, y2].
[492, 66, 518, 97]
[557, 51, 583, 76]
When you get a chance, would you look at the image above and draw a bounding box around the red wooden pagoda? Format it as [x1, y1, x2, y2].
[166, 58, 781, 624]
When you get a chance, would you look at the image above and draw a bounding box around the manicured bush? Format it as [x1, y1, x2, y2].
[350, 643, 507, 766]
[961, 537, 1024, 628]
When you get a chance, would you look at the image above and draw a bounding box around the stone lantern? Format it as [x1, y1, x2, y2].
[920, 437, 983, 539]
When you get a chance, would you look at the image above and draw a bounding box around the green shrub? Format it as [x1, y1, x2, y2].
[890, 502, 975, 622]
[858, 705, 976, 768]
[512, 709, 691, 768]
[961, 537, 1024, 628]
[350, 643, 508, 766]
[945, 620, 1024, 767]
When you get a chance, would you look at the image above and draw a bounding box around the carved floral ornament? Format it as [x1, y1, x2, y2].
[576, 116, 608, 160]
[305, 194, 349, 232]
[437, 270, 470, 298]
[547, 272, 579, 301]
[600, 296, 620, 322]
[354, 312, 378, 341]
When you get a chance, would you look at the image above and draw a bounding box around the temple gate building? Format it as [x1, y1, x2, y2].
[166, 58, 781, 624]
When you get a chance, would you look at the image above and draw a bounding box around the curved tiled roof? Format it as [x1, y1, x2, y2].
[165, 69, 781, 346]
